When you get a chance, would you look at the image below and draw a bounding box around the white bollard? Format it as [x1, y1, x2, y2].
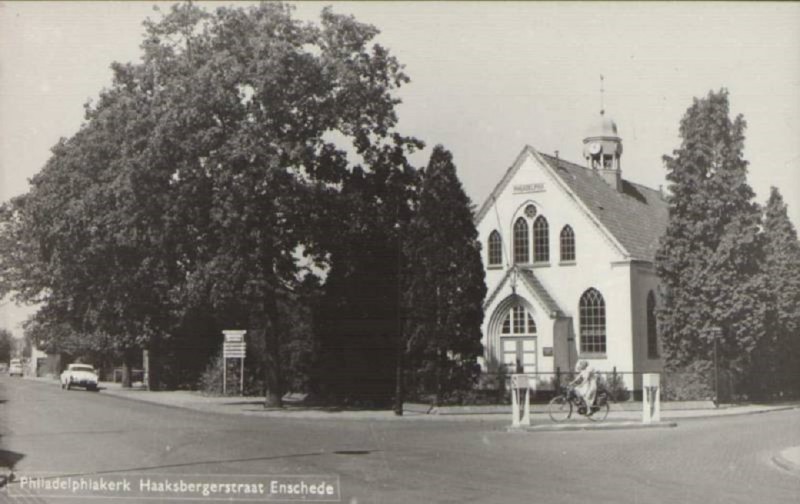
[511, 374, 534, 427]
[642, 373, 661, 424]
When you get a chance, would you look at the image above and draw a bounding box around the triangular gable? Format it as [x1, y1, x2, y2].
[474, 147, 531, 225]
[483, 265, 564, 319]
[474, 145, 631, 259]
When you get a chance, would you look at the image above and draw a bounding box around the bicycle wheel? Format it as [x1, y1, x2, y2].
[588, 401, 609, 422]
[548, 395, 572, 422]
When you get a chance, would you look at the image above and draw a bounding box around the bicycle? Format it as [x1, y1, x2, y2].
[547, 385, 610, 422]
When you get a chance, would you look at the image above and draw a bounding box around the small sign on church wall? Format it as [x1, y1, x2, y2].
[542, 347, 553, 357]
[513, 183, 545, 194]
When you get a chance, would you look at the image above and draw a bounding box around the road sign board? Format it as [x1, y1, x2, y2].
[223, 341, 246, 359]
[223, 330, 246, 343]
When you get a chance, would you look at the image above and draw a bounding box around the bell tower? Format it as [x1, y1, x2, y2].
[582, 76, 623, 191]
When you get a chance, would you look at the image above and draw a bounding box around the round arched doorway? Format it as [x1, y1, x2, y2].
[492, 302, 538, 374]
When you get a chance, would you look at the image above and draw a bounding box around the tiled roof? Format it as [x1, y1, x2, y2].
[518, 268, 563, 318]
[537, 152, 669, 262]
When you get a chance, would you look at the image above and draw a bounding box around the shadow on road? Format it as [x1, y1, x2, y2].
[32, 449, 342, 481]
[0, 446, 24, 470]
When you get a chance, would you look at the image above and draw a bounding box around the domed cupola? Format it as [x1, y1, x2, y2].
[583, 110, 623, 191]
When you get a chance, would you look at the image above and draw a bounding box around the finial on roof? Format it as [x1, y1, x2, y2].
[600, 74, 605, 116]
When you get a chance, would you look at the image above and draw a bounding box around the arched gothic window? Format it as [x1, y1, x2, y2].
[488, 230, 502, 266]
[579, 288, 606, 354]
[533, 216, 549, 263]
[560, 225, 575, 262]
[513, 218, 529, 264]
[647, 291, 659, 359]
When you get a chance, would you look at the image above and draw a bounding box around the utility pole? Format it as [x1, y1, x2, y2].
[393, 217, 404, 416]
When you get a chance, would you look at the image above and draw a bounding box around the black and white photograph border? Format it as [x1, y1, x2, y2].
[1, 1, 799, 503]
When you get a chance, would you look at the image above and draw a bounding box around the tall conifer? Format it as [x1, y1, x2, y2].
[656, 90, 765, 381]
[403, 146, 486, 404]
[760, 188, 800, 394]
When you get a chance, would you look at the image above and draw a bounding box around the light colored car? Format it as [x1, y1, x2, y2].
[8, 359, 23, 377]
[60, 363, 99, 391]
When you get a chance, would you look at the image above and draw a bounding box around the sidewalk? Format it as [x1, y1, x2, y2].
[24, 375, 799, 423]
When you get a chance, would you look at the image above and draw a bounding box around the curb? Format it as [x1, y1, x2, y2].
[17, 377, 800, 423]
[507, 421, 678, 433]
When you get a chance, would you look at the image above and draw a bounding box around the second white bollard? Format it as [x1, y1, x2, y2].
[642, 373, 661, 424]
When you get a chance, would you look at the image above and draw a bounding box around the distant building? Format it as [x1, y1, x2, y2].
[475, 113, 668, 391]
[29, 344, 60, 378]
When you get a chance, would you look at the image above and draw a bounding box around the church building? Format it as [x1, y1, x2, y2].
[475, 113, 669, 392]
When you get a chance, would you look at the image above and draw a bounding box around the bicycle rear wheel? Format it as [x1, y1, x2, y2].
[588, 401, 610, 422]
[547, 395, 572, 422]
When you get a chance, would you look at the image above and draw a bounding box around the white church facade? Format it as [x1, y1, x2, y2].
[475, 114, 668, 392]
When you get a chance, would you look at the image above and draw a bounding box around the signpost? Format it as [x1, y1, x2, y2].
[511, 374, 535, 427]
[222, 330, 247, 396]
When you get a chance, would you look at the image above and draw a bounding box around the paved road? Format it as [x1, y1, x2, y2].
[0, 376, 798, 504]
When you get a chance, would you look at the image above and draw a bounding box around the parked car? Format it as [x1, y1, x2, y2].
[8, 359, 23, 377]
[60, 363, 99, 391]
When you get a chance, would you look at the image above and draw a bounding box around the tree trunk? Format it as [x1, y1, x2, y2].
[435, 348, 444, 407]
[146, 336, 161, 391]
[263, 298, 283, 408]
[121, 350, 134, 388]
[394, 334, 404, 416]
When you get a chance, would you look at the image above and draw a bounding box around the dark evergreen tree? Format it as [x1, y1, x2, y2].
[760, 187, 800, 395]
[403, 146, 486, 405]
[655, 89, 765, 393]
[312, 143, 421, 405]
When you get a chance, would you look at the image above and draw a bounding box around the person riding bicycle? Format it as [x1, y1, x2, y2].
[570, 360, 597, 414]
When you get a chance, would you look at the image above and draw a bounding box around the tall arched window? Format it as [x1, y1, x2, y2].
[579, 288, 606, 354]
[488, 231, 502, 266]
[533, 216, 549, 263]
[560, 225, 575, 262]
[647, 291, 659, 359]
[499, 305, 537, 373]
[513, 218, 529, 264]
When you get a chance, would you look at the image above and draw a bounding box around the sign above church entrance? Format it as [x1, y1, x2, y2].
[513, 183, 545, 194]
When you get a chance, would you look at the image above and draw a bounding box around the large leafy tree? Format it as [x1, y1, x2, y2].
[760, 188, 800, 394]
[16, 77, 171, 387]
[2, 2, 420, 403]
[0, 196, 45, 303]
[138, 3, 420, 406]
[403, 146, 486, 405]
[655, 89, 766, 384]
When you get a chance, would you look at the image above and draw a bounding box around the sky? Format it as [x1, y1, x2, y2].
[1, 1, 799, 338]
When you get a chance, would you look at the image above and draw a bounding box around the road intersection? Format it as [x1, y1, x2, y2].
[1, 376, 797, 503]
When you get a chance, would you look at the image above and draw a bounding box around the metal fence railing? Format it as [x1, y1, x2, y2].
[403, 366, 745, 406]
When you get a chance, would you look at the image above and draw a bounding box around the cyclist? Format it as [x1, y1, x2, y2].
[570, 360, 597, 414]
